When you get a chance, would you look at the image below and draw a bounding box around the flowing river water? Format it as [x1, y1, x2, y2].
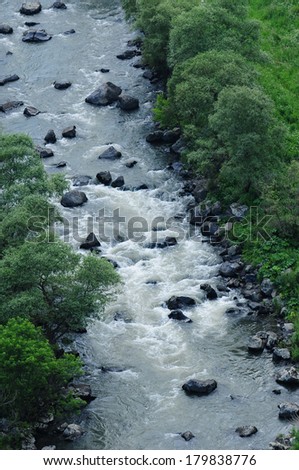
[1, 0, 297, 451]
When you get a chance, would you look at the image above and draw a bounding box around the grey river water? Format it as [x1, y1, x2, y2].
[1, 0, 297, 450]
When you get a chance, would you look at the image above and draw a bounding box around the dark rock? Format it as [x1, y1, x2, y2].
[181, 431, 194, 442]
[111, 176, 125, 188]
[134, 184, 148, 191]
[170, 137, 187, 156]
[247, 335, 265, 353]
[275, 367, 299, 386]
[99, 68, 110, 73]
[54, 81, 71, 90]
[227, 245, 242, 258]
[182, 379, 217, 396]
[80, 232, 101, 250]
[61, 190, 88, 207]
[20, 2, 42, 15]
[225, 308, 242, 316]
[272, 348, 291, 362]
[260, 278, 274, 298]
[24, 106, 40, 117]
[70, 384, 96, 403]
[200, 284, 217, 300]
[6, 51, 13, 55]
[35, 146, 54, 158]
[0, 100, 23, 112]
[55, 161, 67, 168]
[143, 70, 154, 80]
[166, 296, 196, 310]
[229, 203, 248, 220]
[127, 38, 143, 48]
[72, 175, 92, 186]
[99, 146, 121, 160]
[235, 426, 258, 438]
[116, 49, 141, 60]
[64, 29, 76, 35]
[24, 21, 39, 26]
[201, 221, 219, 238]
[146, 130, 164, 143]
[104, 258, 119, 269]
[189, 207, 204, 226]
[168, 310, 192, 323]
[266, 332, 278, 350]
[163, 128, 181, 144]
[52, 1, 67, 8]
[278, 402, 299, 420]
[62, 126, 76, 138]
[0, 24, 13, 34]
[22, 30, 52, 42]
[96, 171, 112, 186]
[85, 82, 122, 106]
[219, 262, 242, 278]
[101, 366, 125, 373]
[0, 74, 19, 86]
[192, 180, 208, 203]
[125, 159, 138, 168]
[133, 59, 144, 68]
[272, 389, 282, 395]
[118, 95, 139, 111]
[44, 129, 57, 143]
[148, 237, 178, 249]
[63, 424, 83, 441]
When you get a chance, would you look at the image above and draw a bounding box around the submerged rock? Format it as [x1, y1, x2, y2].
[166, 296, 196, 310]
[98, 146, 121, 160]
[182, 379, 217, 396]
[168, 310, 192, 323]
[0, 74, 19, 86]
[61, 190, 88, 207]
[20, 2, 42, 15]
[85, 82, 122, 106]
[80, 232, 101, 250]
[235, 426, 258, 438]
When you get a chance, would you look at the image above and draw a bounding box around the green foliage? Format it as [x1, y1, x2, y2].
[0, 240, 120, 343]
[0, 318, 82, 422]
[291, 429, 299, 450]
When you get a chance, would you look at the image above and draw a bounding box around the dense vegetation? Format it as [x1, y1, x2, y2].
[0, 134, 119, 447]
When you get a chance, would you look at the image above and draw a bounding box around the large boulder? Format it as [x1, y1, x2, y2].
[0, 24, 13, 34]
[182, 379, 217, 396]
[22, 30, 52, 42]
[200, 284, 217, 300]
[98, 146, 121, 160]
[275, 367, 299, 386]
[0, 101, 23, 112]
[278, 402, 299, 420]
[111, 176, 125, 188]
[166, 296, 196, 310]
[168, 310, 192, 323]
[272, 348, 291, 362]
[96, 171, 112, 186]
[118, 95, 139, 111]
[85, 82, 122, 106]
[20, 2, 42, 15]
[24, 106, 40, 117]
[235, 426, 258, 438]
[0, 74, 19, 86]
[62, 125, 76, 138]
[44, 129, 57, 144]
[146, 130, 164, 143]
[61, 190, 88, 207]
[80, 232, 101, 250]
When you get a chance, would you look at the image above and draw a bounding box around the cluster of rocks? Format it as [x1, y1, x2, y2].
[96, 170, 125, 189]
[85, 82, 139, 111]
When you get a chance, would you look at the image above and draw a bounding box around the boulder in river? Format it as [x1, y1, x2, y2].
[80, 232, 101, 250]
[35, 146, 54, 158]
[116, 50, 141, 60]
[118, 95, 139, 111]
[44, 129, 57, 144]
[0, 74, 20, 86]
[219, 262, 242, 278]
[111, 176, 125, 188]
[61, 190, 88, 207]
[200, 284, 218, 300]
[85, 82, 122, 106]
[22, 30, 52, 42]
[272, 348, 291, 363]
[168, 310, 192, 323]
[62, 424, 84, 441]
[181, 431, 194, 441]
[146, 130, 164, 144]
[247, 335, 265, 353]
[278, 402, 299, 420]
[62, 125, 76, 138]
[54, 81, 72, 90]
[96, 171, 112, 186]
[235, 426, 258, 438]
[260, 278, 274, 298]
[51, 1, 67, 8]
[69, 384, 96, 403]
[72, 175, 92, 187]
[275, 367, 299, 386]
[98, 146, 121, 160]
[24, 106, 40, 117]
[166, 296, 196, 310]
[182, 379, 217, 396]
[0, 100, 23, 112]
[0, 24, 13, 34]
[20, 2, 42, 15]
[125, 159, 138, 168]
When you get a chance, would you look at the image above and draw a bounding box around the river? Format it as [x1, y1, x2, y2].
[0, 0, 296, 450]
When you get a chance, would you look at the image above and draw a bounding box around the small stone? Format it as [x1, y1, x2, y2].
[55, 161, 67, 168]
[80, 232, 101, 250]
[52, 1, 67, 8]
[166, 296, 196, 310]
[62, 125, 76, 138]
[235, 426, 258, 438]
[35, 146, 54, 158]
[22, 30, 52, 42]
[182, 379, 217, 396]
[125, 159, 138, 168]
[24, 106, 40, 117]
[168, 310, 192, 323]
[98, 146, 121, 160]
[99, 68, 110, 73]
[54, 81, 72, 90]
[0, 24, 13, 34]
[111, 176, 125, 188]
[64, 29, 76, 35]
[181, 431, 194, 442]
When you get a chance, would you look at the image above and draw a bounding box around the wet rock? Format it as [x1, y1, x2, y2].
[99, 68, 110, 73]
[201, 221, 219, 238]
[134, 184, 148, 190]
[44, 129, 57, 144]
[72, 175, 92, 186]
[181, 431, 195, 441]
[125, 159, 138, 168]
[227, 245, 242, 258]
[24, 106, 40, 117]
[219, 262, 242, 278]
[0, 24, 13, 34]
[278, 402, 299, 420]
[235, 426, 258, 438]
[55, 161, 67, 168]
[20, 2, 42, 15]
[116, 49, 141, 60]
[52, 1, 67, 8]
[272, 348, 291, 362]
[118, 95, 139, 111]
[282, 323, 295, 335]
[64, 29, 75, 35]
[22, 30, 52, 42]
[61, 190, 88, 207]
[148, 237, 178, 249]
[266, 332, 278, 350]
[127, 38, 143, 48]
[85, 82, 122, 106]
[229, 203, 248, 220]
[54, 81, 71, 90]
[101, 366, 125, 373]
[0, 100, 23, 112]
[70, 384, 96, 403]
[162, 128, 181, 144]
[192, 179, 209, 203]
[225, 308, 242, 316]
[146, 130, 164, 143]
[80, 232, 101, 250]
[247, 335, 265, 353]
[168, 310, 192, 323]
[0, 74, 19, 86]
[63, 424, 84, 441]
[182, 379, 217, 396]
[166, 296, 196, 310]
[6, 51, 13, 55]
[62, 125, 76, 138]
[170, 137, 187, 156]
[260, 278, 274, 298]
[143, 70, 154, 80]
[104, 258, 119, 269]
[99, 146, 122, 160]
[111, 176, 125, 188]
[276, 367, 299, 386]
[96, 171, 112, 186]
[200, 284, 217, 300]
[272, 389, 282, 395]
[35, 146, 54, 158]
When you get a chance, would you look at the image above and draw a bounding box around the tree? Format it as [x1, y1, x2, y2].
[0, 318, 82, 422]
[0, 240, 120, 342]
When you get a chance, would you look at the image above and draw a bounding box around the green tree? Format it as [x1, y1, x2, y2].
[0, 318, 82, 422]
[0, 240, 120, 342]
